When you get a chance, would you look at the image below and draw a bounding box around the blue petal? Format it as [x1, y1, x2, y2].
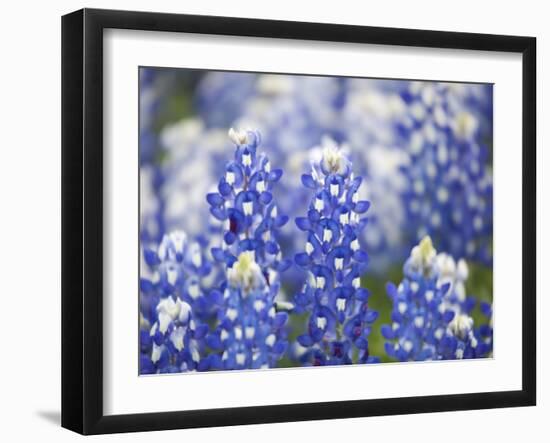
[211, 247, 226, 262]
[307, 209, 320, 222]
[384, 342, 396, 357]
[259, 191, 272, 204]
[208, 354, 223, 370]
[218, 181, 232, 196]
[265, 241, 279, 255]
[443, 310, 455, 323]
[273, 312, 288, 328]
[143, 248, 160, 267]
[268, 169, 283, 182]
[277, 259, 292, 272]
[194, 324, 209, 339]
[381, 324, 395, 339]
[479, 324, 492, 337]
[440, 282, 451, 295]
[295, 252, 311, 267]
[272, 340, 287, 355]
[210, 206, 227, 221]
[206, 334, 222, 350]
[140, 330, 152, 352]
[208, 289, 224, 305]
[274, 215, 289, 227]
[224, 231, 237, 245]
[354, 201, 370, 213]
[139, 278, 154, 293]
[297, 334, 314, 347]
[464, 296, 476, 314]
[353, 250, 369, 263]
[364, 310, 379, 323]
[295, 217, 312, 231]
[206, 192, 224, 206]
[480, 302, 492, 317]
[386, 282, 398, 299]
[301, 174, 317, 189]
[139, 355, 156, 374]
[355, 288, 370, 301]
[197, 359, 210, 372]
[396, 348, 409, 361]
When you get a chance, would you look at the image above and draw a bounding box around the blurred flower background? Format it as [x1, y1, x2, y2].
[139, 67, 493, 373]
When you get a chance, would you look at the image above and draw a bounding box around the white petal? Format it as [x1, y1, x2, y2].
[234, 327, 243, 340]
[243, 201, 253, 216]
[316, 317, 327, 330]
[339, 212, 349, 225]
[315, 276, 325, 289]
[398, 302, 407, 314]
[151, 343, 164, 363]
[226, 308, 238, 322]
[225, 171, 235, 185]
[314, 198, 324, 212]
[265, 334, 276, 347]
[236, 353, 246, 365]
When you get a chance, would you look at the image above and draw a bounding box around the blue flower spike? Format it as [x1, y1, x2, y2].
[383, 236, 493, 361]
[139, 230, 213, 373]
[204, 128, 291, 370]
[292, 139, 379, 366]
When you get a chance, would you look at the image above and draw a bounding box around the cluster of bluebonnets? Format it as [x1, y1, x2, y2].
[139, 69, 493, 374]
[382, 236, 492, 361]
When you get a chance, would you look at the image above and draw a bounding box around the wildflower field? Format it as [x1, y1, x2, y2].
[139, 68, 493, 373]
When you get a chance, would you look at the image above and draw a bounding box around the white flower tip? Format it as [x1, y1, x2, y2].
[228, 127, 248, 145]
[449, 313, 474, 339]
[228, 251, 263, 292]
[265, 334, 276, 347]
[411, 236, 437, 270]
[322, 143, 344, 174]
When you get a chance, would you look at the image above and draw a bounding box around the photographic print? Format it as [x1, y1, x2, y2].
[138, 68, 494, 374]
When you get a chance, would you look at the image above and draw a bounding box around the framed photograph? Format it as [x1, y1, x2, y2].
[61, 8, 536, 435]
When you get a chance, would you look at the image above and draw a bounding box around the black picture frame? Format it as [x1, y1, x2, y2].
[61, 8, 536, 435]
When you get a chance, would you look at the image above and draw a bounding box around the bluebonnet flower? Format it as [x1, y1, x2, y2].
[138, 70, 495, 373]
[139, 69, 230, 244]
[139, 231, 212, 373]
[382, 236, 493, 361]
[478, 300, 494, 356]
[292, 140, 379, 366]
[392, 82, 493, 263]
[139, 68, 166, 244]
[196, 73, 346, 208]
[202, 128, 292, 370]
[158, 118, 229, 240]
[194, 73, 493, 268]
[339, 79, 494, 266]
[339, 80, 412, 265]
[140, 165, 164, 244]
